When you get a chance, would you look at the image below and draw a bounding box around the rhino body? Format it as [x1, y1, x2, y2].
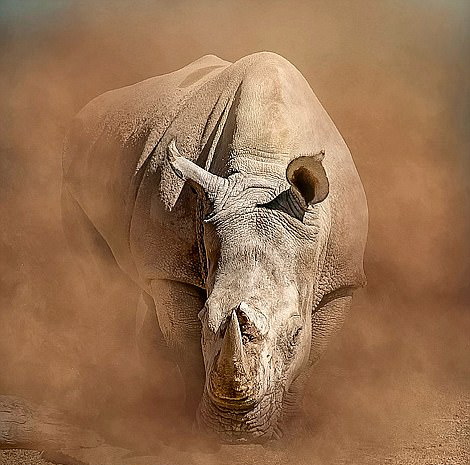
[62, 52, 368, 443]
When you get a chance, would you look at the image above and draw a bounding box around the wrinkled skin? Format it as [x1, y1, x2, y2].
[192, 170, 327, 441]
[161, 141, 353, 442]
[61, 52, 368, 444]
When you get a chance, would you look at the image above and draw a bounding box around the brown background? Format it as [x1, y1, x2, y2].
[0, 1, 469, 463]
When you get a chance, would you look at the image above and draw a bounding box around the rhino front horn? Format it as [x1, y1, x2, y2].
[167, 139, 227, 201]
[208, 310, 253, 408]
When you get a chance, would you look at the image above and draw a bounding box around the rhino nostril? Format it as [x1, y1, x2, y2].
[234, 304, 261, 344]
[233, 301, 268, 337]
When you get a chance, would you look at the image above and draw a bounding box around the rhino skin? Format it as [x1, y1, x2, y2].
[61, 52, 368, 444]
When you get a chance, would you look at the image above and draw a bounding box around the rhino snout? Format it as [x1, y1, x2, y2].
[207, 309, 263, 410]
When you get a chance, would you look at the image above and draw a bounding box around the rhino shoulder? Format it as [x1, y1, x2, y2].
[319, 145, 368, 299]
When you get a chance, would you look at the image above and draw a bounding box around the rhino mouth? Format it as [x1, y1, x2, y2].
[197, 389, 284, 443]
[207, 378, 258, 411]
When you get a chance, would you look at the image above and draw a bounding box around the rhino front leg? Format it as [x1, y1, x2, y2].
[135, 291, 182, 411]
[309, 290, 353, 366]
[136, 291, 173, 365]
[149, 279, 206, 416]
[279, 291, 353, 437]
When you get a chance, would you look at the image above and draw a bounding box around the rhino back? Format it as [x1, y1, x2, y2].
[62, 52, 367, 293]
[62, 55, 230, 283]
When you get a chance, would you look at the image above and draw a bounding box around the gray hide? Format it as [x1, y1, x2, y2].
[62, 52, 368, 443]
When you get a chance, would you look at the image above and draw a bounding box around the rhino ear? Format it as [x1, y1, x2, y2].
[286, 151, 329, 209]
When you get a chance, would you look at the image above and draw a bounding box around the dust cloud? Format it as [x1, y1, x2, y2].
[0, 0, 469, 463]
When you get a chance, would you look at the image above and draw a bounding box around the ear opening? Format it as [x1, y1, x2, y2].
[290, 167, 317, 204]
[286, 153, 329, 208]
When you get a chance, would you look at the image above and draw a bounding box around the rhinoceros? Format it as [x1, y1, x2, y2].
[61, 52, 368, 443]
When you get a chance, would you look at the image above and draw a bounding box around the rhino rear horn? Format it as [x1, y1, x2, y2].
[286, 151, 329, 209]
[167, 139, 227, 201]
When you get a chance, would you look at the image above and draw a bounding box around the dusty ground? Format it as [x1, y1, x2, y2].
[1, 390, 468, 465]
[2, 294, 469, 465]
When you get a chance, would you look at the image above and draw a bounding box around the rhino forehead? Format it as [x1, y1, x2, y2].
[206, 205, 325, 250]
[205, 273, 301, 333]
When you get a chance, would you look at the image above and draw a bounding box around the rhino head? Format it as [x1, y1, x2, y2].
[168, 140, 331, 443]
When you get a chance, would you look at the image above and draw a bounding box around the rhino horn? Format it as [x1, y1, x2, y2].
[209, 310, 251, 405]
[167, 139, 227, 200]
